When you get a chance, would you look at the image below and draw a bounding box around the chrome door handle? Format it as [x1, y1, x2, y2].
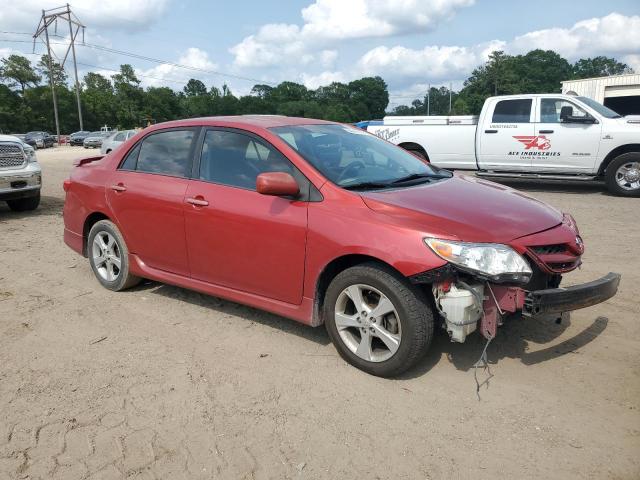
[186, 197, 209, 207]
[110, 184, 126, 192]
[484, 129, 498, 134]
[539, 130, 554, 134]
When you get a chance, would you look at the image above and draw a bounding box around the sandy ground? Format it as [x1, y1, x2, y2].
[0, 146, 638, 480]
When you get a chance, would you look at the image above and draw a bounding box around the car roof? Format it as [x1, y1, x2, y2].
[152, 115, 335, 130]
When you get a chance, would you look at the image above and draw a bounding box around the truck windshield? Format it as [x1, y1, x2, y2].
[270, 124, 451, 189]
[577, 96, 621, 119]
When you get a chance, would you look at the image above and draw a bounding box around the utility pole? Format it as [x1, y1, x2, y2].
[449, 82, 452, 114]
[427, 83, 431, 116]
[33, 5, 86, 137]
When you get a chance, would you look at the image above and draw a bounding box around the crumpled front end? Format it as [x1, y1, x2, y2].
[412, 219, 621, 343]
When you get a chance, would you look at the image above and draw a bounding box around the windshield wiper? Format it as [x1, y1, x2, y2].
[389, 172, 447, 185]
[343, 181, 392, 191]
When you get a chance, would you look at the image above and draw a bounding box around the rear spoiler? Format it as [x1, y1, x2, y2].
[73, 155, 104, 167]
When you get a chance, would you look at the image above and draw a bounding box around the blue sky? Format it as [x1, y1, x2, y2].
[1, 0, 639, 104]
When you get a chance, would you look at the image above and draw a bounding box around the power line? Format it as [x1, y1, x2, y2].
[0, 33, 274, 86]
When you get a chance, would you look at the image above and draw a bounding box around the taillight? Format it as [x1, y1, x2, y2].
[63, 179, 71, 192]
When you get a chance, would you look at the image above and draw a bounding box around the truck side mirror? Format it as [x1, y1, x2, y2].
[560, 106, 573, 121]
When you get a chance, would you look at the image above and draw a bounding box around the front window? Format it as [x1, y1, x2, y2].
[540, 99, 589, 123]
[270, 124, 450, 189]
[576, 96, 621, 119]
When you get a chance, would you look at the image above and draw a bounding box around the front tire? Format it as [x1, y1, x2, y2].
[324, 263, 433, 377]
[7, 192, 40, 211]
[605, 152, 640, 197]
[87, 220, 141, 291]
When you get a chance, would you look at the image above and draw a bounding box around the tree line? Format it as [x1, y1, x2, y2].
[0, 49, 633, 134]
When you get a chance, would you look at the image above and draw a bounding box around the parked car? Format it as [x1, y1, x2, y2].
[366, 94, 640, 196]
[62, 116, 620, 377]
[70, 131, 92, 146]
[83, 131, 110, 149]
[24, 131, 55, 149]
[101, 130, 138, 154]
[1, 134, 41, 211]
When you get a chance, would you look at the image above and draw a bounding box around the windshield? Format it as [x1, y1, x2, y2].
[577, 96, 621, 118]
[270, 124, 450, 189]
[25, 132, 42, 137]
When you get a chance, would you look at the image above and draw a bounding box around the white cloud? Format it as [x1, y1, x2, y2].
[300, 70, 346, 89]
[230, 0, 474, 68]
[137, 48, 219, 88]
[509, 13, 640, 59]
[0, 0, 169, 33]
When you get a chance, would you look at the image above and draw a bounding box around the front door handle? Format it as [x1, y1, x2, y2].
[484, 129, 498, 134]
[110, 183, 126, 192]
[539, 129, 554, 134]
[186, 196, 209, 207]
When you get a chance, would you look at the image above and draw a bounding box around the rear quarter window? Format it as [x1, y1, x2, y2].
[492, 99, 532, 123]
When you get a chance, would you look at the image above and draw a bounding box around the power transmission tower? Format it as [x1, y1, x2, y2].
[33, 4, 86, 139]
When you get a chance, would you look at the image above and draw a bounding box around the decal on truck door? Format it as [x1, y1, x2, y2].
[513, 135, 551, 150]
[508, 135, 560, 159]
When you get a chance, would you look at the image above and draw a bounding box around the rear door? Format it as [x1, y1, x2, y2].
[106, 128, 199, 276]
[477, 98, 535, 171]
[183, 128, 308, 304]
[532, 97, 601, 173]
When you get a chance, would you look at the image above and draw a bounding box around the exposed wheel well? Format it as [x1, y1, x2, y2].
[398, 142, 429, 161]
[598, 144, 640, 176]
[313, 254, 401, 326]
[82, 212, 110, 256]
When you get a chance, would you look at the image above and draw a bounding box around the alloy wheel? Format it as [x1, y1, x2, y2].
[91, 231, 122, 282]
[334, 284, 401, 362]
[615, 161, 640, 191]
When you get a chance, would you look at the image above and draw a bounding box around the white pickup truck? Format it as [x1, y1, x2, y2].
[367, 94, 640, 196]
[0, 134, 41, 211]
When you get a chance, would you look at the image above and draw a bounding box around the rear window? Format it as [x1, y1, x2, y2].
[120, 129, 195, 177]
[492, 99, 532, 123]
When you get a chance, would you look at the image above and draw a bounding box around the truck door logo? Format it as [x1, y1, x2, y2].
[513, 135, 551, 150]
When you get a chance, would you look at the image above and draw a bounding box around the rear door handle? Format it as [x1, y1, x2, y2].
[539, 130, 554, 134]
[186, 196, 209, 207]
[484, 129, 498, 134]
[110, 183, 126, 192]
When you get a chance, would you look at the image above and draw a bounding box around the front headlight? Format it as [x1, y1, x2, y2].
[23, 145, 37, 163]
[425, 238, 532, 283]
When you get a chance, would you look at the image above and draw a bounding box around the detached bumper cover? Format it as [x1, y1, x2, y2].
[523, 272, 621, 317]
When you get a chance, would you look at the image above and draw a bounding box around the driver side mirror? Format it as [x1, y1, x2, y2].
[560, 105, 596, 124]
[256, 172, 300, 197]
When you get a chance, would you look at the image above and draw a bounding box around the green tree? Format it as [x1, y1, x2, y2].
[36, 54, 68, 87]
[348, 76, 389, 118]
[112, 64, 144, 127]
[0, 55, 40, 94]
[183, 78, 207, 97]
[572, 56, 633, 79]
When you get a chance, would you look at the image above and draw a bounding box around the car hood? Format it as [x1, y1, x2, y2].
[360, 174, 563, 243]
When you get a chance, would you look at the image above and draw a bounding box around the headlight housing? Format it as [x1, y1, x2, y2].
[23, 145, 37, 163]
[425, 238, 532, 283]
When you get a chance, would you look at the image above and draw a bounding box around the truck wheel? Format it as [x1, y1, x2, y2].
[324, 262, 433, 377]
[605, 153, 640, 197]
[7, 192, 40, 211]
[87, 220, 141, 291]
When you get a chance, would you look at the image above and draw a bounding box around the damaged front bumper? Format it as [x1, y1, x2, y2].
[431, 272, 621, 342]
[522, 272, 620, 318]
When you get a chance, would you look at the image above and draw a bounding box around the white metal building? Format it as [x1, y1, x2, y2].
[561, 73, 640, 116]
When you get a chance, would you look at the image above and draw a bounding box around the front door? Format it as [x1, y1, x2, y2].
[184, 128, 308, 304]
[531, 97, 602, 173]
[106, 128, 199, 276]
[477, 98, 535, 171]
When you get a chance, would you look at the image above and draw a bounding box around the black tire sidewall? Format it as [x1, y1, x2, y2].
[87, 220, 135, 291]
[7, 192, 40, 211]
[605, 152, 640, 197]
[324, 263, 432, 377]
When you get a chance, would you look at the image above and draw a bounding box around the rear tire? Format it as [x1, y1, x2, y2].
[87, 220, 141, 291]
[324, 262, 433, 377]
[605, 152, 640, 197]
[7, 192, 40, 211]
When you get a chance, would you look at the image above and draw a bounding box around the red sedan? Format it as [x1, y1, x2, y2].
[63, 116, 620, 376]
